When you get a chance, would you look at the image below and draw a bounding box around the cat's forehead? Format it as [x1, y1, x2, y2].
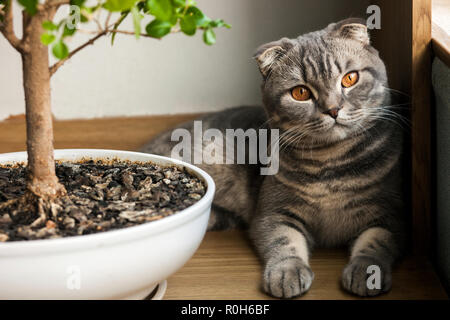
[279, 34, 366, 83]
[293, 32, 360, 62]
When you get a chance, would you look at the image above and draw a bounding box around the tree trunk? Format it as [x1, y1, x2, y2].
[21, 11, 66, 199]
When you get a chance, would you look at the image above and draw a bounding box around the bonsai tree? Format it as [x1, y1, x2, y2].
[0, 0, 228, 216]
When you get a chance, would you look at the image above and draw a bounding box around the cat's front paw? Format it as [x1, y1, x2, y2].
[263, 256, 314, 299]
[342, 256, 392, 297]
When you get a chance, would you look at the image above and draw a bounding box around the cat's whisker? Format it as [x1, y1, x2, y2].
[280, 127, 311, 152]
[365, 108, 411, 128]
[279, 123, 322, 152]
[362, 114, 409, 132]
[278, 125, 305, 151]
[286, 124, 323, 153]
[382, 86, 411, 98]
[380, 103, 411, 109]
[257, 116, 276, 130]
[345, 106, 411, 131]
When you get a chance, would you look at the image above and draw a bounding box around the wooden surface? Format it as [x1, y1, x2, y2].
[411, 0, 433, 255]
[165, 231, 447, 300]
[372, 0, 433, 255]
[0, 114, 200, 154]
[0, 115, 447, 299]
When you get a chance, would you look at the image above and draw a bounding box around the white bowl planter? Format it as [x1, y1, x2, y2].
[0, 149, 215, 300]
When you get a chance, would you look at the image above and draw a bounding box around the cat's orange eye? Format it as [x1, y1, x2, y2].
[342, 71, 359, 88]
[291, 86, 311, 101]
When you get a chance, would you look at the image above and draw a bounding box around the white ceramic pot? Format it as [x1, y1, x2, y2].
[0, 149, 215, 299]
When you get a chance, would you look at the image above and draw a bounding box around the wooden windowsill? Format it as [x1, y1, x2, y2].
[0, 113, 202, 154]
[0, 115, 447, 299]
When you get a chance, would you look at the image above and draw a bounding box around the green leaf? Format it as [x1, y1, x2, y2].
[210, 19, 231, 29]
[70, 0, 86, 6]
[40, 33, 56, 46]
[203, 27, 215, 45]
[137, 0, 146, 11]
[147, 0, 173, 22]
[145, 20, 171, 38]
[185, 6, 207, 27]
[18, 0, 38, 15]
[111, 11, 129, 45]
[62, 24, 76, 37]
[42, 21, 58, 31]
[171, 0, 185, 7]
[103, 0, 137, 12]
[169, 14, 178, 26]
[0, 1, 4, 22]
[52, 40, 69, 59]
[82, 4, 101, 14]
[80, 14, 89, 23]
[131, 6, 143, 39]
[180, 14, 196, 36]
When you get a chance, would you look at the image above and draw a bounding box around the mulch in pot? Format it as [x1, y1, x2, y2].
[0, 159, 206, 242]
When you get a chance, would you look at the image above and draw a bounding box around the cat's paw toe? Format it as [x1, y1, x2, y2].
[263, 257, 314, 299]
[342, 256, 392, 297]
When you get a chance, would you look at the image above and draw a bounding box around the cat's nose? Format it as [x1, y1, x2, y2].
[324, 107, 342, 119]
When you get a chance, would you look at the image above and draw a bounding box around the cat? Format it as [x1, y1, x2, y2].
[140, 18, 406, 298]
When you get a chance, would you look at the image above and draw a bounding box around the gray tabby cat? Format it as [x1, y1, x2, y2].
[140, 18, 406, 298]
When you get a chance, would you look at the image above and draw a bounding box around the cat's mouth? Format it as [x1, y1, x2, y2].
[323, 118, 353, 136]
[321, 117, 346, 128]
[334, 117, 355, 127]
[333, 120, 347, 127]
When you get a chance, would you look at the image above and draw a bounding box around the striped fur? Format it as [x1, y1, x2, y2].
[141, 19, 406, 298]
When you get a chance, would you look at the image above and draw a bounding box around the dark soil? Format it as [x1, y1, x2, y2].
[0, 159, 206, 242]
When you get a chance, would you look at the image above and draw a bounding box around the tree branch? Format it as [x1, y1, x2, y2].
[0, 0, 23, 53]
[78, 28, 181, 38]
[48, 14, 182, 76]
[49, 30, 107, 76]
[109, 29, 163, 38]
[20, 10, 33, 52]
[104, 12, 112, 30]
[20, 0, 66, 53]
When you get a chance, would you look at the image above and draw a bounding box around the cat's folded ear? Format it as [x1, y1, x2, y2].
[329, 18, 370, 45]
[254, 38, 294, 78]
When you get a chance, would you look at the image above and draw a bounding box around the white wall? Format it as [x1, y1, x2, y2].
[0, 0, 369, 120]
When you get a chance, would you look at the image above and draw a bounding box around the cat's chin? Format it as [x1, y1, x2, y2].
[329, 128, 350, 142]
[311, 124, 351, 144]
